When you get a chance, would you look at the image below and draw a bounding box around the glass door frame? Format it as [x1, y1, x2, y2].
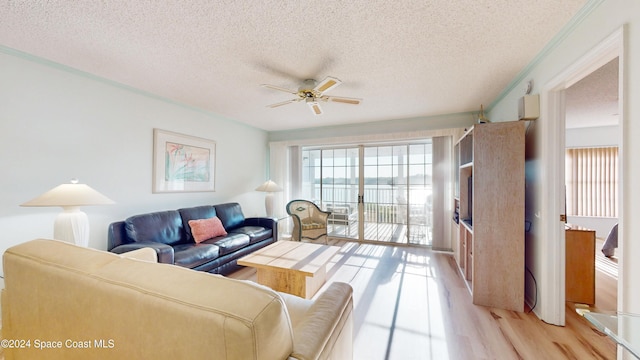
[300, 140, 433, 246]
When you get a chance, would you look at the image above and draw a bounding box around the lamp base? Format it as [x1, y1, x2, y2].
[265, 192, 275, 218]
[53, 208, 90, 247]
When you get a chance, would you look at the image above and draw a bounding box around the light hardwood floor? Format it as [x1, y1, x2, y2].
[594, 238, 618, 312]
[230, 239, 619, 360]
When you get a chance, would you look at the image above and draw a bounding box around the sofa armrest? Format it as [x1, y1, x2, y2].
[119, 247, 158, 263]
[107, 221, 128, 250]
[110, 242, 174, 264]
[244, 217, 278, 239]
[286, 282, 353, 360]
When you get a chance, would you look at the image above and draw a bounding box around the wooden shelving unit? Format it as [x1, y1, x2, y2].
[455, 121, 525, 312]
[452, 142, 461, 266]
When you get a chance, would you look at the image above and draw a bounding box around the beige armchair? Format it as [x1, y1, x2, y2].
[286, 200, 331, 243]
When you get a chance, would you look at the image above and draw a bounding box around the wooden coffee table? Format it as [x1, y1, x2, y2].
[237, 241, 341, 299]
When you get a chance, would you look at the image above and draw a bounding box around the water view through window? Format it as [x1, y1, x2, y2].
[301, 142, 433, 246]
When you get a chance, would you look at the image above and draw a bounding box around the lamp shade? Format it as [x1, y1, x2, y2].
[255, 180, 282, 193]
[21, 181, 115, 208]
[21, 179, 115, 247]
[255, 180, 282, 218]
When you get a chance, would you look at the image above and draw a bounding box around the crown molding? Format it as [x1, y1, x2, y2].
[488, 0, 605, 111]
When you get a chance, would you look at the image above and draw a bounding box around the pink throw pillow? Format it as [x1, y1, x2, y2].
[189, 217, 227, 243]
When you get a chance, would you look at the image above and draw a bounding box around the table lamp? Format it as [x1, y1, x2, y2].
[255, 180, 282, 217]
[21, 178, 115, 247]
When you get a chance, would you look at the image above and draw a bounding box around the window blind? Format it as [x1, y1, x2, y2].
[565, 147, 618, 217]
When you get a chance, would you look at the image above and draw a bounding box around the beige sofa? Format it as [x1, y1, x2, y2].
[1, 239, 353, 359]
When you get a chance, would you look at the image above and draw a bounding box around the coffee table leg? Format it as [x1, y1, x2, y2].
[304, 265, 327, 299]
[256, 266, 327, 299]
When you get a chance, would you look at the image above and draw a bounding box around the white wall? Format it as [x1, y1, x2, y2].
[489, 0, 640, 319]
[0, 49, 270, 268]
[566, 125, 618, 148]
[268, 112, 473, 142]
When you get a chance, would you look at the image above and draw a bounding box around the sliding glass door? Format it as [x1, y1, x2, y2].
[301, 141, 433, 246]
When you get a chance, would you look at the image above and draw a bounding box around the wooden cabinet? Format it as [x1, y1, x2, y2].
[452, 143, 461, 265]
[565, 225, 596, 304]
[455, 121, 525, 312]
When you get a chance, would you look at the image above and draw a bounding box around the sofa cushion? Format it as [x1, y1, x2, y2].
[214, 203, 245, 231]
[301, 220, 325, 230]
[173, 243, 220, 268]
[229, 226, 272, 244]
[203, 233, 250, 256]
[189, 217, 227, 243]
[125, 210, 186, 246]
[178, 205, 218, 242]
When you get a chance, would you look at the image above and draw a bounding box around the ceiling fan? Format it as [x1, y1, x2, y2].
[261, 76, 362, 115]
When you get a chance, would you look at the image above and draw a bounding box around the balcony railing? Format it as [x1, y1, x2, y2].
[300, 185, 432, 246]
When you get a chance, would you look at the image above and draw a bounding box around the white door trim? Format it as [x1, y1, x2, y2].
[539, 27, 623, 325]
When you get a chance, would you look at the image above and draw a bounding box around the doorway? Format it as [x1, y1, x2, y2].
[300, 142, 433, 246]
[540, 28, 623, 326]
[564, 57, 620, 311]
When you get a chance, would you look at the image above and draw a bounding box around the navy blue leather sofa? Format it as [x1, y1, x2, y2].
[107, 203, 277, 275]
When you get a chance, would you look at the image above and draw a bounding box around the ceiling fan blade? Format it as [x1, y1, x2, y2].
[261, 84, 298, 94]
[267, 98, 300, 108]
[324, 96, 362, 105]
[306, 99, 323, 115]
[314, 76, 342, 94]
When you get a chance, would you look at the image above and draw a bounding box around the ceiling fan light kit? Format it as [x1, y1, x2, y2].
[262, 76, 362, 116]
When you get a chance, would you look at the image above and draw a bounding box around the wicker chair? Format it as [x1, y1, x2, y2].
[286, 200, 331, 244]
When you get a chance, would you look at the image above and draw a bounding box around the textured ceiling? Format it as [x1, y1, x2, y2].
[566, 58, 619, 129]
[0, 1, 589, 131]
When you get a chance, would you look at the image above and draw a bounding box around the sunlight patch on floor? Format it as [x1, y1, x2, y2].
[350, 244, 450, 359]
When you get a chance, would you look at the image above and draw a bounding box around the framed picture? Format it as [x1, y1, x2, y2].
[153, 129, 216, 193]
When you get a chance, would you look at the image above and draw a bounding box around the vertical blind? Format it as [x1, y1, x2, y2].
[565, 147, 618, 217]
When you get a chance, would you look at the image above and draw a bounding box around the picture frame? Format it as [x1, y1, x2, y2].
[153, 129, 216, 193]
